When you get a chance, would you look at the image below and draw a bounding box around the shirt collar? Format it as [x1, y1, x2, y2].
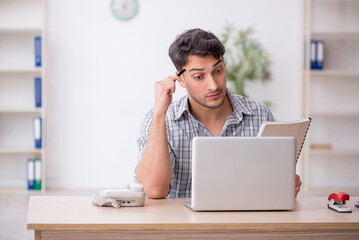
[226, 89, 254, 120]
[174, 89, 254, 121]
[174, 95, 190, 121]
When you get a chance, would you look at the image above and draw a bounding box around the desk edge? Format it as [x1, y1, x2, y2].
[27, 222, 359, 231]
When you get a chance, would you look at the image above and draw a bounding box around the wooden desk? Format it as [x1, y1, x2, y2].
[27, 196, 359, 240]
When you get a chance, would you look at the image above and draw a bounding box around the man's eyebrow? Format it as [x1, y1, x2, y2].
[188, 59, 223, 73]
[189, 67, 204, 72]
[213, 59, 223, 67]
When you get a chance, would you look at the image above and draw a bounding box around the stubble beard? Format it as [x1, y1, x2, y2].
[189, 88, 226, 110]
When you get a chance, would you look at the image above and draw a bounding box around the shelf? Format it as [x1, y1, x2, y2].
[0, 0, 46, 198]
[0, 28, 42, 34]
[0, 108, 43, 114]
[309, 149, 359, 156]
[306, 70, 359, 78]
[303, 0, 359, 198]
[311, 32, 359, 39]
[0, 68, 42, 74]
[0, 148, 42, 154]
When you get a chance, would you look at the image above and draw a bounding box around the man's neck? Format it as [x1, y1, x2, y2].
[188, 95, 233, 125]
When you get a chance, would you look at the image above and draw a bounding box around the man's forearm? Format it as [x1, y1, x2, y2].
[136, 114, 172, 199]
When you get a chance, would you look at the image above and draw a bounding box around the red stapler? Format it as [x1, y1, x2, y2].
[328, 192, 352, 213]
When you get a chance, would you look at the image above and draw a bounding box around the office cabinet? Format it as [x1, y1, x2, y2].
[302, 0, 359, 195]
[0, 0, 46, 193]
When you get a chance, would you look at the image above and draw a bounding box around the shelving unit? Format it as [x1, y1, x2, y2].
[309, 70, 359, 77]
[0, 0, 46, 193]
[302, 0, 359, 196]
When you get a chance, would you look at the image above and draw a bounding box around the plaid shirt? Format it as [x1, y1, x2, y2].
[136, 89, 274, 198]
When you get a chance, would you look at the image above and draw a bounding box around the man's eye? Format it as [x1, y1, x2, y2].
[194, 75, 203, 80]
[215, 68, 223, 73]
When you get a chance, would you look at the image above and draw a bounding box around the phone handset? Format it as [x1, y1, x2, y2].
[92, 182, 146, 208]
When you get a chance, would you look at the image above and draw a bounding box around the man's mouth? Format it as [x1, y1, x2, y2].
[207, 90, 222, 99]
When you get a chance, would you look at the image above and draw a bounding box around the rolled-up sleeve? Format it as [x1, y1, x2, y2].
[134, 110, 153, 182]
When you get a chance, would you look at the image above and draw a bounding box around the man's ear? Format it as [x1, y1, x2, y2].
[175, 71, 186, 88]
[177, 77, 186, 88]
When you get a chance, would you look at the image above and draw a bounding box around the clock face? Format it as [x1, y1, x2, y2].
[111, 0, 139, 21]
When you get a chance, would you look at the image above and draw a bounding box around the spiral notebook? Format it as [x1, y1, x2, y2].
[257, 117, 312, 161]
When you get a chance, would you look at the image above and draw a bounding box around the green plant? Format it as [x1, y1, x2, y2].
[221, 24, 272, 98]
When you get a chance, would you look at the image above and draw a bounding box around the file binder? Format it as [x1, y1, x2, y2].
[310, 41, 316, 69]
[316, 40, 324, 70]
[310, 40, 324, 70]
[33, 117, 42, 148]
[34, 36, 41, 67]
[34, 158, 42, 190]
[34, 77, 42, 108]
[27, 158, 35, 190]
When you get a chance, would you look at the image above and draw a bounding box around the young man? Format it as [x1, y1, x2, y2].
[136, 28, 301, 199]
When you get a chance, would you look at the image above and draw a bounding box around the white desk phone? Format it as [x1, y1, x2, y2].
[92, 182, 146, 208]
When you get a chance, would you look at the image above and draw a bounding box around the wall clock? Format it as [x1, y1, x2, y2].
[111, 0, 139, 21]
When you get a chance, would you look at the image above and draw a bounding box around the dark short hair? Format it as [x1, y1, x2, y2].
[168, 28, 225, 71]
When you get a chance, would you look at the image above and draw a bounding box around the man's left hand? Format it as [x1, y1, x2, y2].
[295, 174, 302, 197]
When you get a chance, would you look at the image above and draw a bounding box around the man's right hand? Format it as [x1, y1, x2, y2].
[136, 75, 180, 199]
[153, 76, 180, 117]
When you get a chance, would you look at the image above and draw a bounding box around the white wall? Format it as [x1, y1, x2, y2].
[46, 0, 303, 189]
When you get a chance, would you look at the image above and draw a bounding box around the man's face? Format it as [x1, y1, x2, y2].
[178, 55, 227, 110]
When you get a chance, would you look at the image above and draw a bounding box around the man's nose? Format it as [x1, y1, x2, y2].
[206, 74, 218, 90]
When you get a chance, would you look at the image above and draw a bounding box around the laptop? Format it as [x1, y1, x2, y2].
[184, 137, 296, 211]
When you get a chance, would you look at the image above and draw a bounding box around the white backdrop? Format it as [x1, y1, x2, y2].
[46, 0, 303, 189]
